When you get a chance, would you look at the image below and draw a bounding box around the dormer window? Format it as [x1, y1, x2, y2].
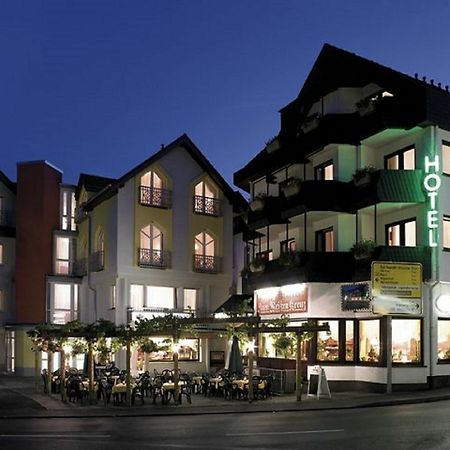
[139, 170, 171, 208]
[194, 181, 221, 217]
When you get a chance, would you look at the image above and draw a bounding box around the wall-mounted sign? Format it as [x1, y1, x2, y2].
[371, 262, 422, 315]
[341, 283, 371, 311]
[255, 284, 308, 315]
[423, 155, 441, 247]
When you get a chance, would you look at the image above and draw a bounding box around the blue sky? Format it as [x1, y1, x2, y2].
[1, 0, 450, 188]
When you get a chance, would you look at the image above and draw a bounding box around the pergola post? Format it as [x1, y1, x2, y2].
[126, 336, 132, 407]
[88, 340, 95, 404]
[173, 349, 179, 404]
[34, 350, 40, 393]
[47, 350, 53, 396]
[247, 335, 254, 403]
[295, 332, 302, 402]
[60, 349, 67, 403]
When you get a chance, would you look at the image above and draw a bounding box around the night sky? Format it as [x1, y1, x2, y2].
[1, 0, 450, 189]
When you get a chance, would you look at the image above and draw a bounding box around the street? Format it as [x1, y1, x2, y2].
[1, 399, 450, 450]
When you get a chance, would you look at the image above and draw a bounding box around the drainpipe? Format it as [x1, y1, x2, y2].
[87, 212, 97, 321]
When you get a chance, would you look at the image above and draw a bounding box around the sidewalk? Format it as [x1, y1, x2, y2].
[2, 375, 450, 419]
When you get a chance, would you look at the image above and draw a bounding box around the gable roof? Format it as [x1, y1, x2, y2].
[0, 170, 16, 194]
[75, 173, 117, 200]
[83, 133, 244, 211]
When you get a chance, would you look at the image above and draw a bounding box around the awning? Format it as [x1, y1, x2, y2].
[214, 294, 254, 315]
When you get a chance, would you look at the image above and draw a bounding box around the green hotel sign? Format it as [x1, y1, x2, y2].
[424, 155, 441, 247]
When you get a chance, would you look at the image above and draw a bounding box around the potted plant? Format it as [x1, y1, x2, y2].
[356, 97, 376, 116]
[300, 113, 321, 134]
[278, 249, 301, 267]
[352, 166, 376, 187]
[265, 136, 280, 154]
[250, 193, 267, 212]
[351, 239, 376, 260]
[281, 177, 302, 198]
[249, 256, 265, 273]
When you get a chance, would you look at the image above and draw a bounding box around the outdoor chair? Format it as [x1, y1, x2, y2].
[99, 378, 112, 406]
[41, 369, 48, 394]
[151, 376, 165, 404]
[177, 373, 192, 404]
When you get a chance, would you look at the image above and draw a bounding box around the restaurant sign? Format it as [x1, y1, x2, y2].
[255, 283, 308, 315]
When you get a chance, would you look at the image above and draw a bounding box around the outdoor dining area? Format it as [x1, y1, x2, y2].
[29, 314, 329, 407]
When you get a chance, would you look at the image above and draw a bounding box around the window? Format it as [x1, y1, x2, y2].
[50, 283, 78, 324]
[141, 337, 199, 362]
[194, 231, 218, 273]
[444, 217, 450, 250]
[316, 227, 334, 252]
[55, 236, 74, 275]
[386, 219, 416, 246]
[314, 161, 334, 180]
[140, 170, 171, 208]
[443, 142, 450, 175]
[392, 319, 421, 364]
[184, 288, 197, 312]
[146, 286, 175, 309]
[61, 190, 76, 231]
[280, 238, 296, 254]
[194, 181, 220, 216]
[0, 289, 5, 310]
[91, 228, 105, 271]
[345, 320, 354, 361]
[385, 147, 415, 170]
[6, 330, 14, 372]
[359, 319, 380, 363]
[139, 224, 167, 267]
[130, 284, 175, 310]
[0, 243, 3, 265]
[256, 250, 273, 261]
[438, 319, 450, 361]
[317, 320, 339, 361]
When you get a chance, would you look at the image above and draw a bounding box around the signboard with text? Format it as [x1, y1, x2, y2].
[255, 284, 308, 315]
[371, 262, 422, 315]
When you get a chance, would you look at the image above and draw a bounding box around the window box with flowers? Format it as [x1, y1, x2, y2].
[278, 250, 302, 267]
[250, 194, 267, 212]
[281, 177, 302, 198]
[249, 257, 266, 273]
[352, 166, 376, 187]
[300, 113, 321, 134]
[351, 239, 376, 260]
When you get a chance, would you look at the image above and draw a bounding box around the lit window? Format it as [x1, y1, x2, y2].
[438, 319, 450, 361]
[314, 161, 334, 180]
[345, 321, 354, 361]
[385, 147, 415, 170]
[317, 320, 339, 361]
[130, 284, 144, 309]
[139, 170, 170, 208]
[443, 143, 450, 175]
[392, 319, 421, 363]
[55, 236, 71, 275]
[61, 190, 76, 231]
[142, 338, 199, 362]
[194, 231, 218, 273]
[0, 243, 3, 265]
[316, 227, 334, 252]
[194, 181, 220, 216]
[444, 217, 450, 249]
[51, 283, 78, 324]
[359, 320, 380, 363]
[386, 219, 416, 246]
[139, 224, 167, 267]
[184, 288, 197, 312]
[146, 286, 175, 309]
[280, 239, 296, 254]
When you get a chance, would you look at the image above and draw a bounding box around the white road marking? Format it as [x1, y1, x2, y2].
[226, 428, 344, 437]
[0, 434, 111, 439]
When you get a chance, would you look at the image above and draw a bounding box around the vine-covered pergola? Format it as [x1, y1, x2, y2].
[27, 314, 329, 406]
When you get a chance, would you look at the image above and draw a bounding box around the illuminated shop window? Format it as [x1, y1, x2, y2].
[437, 320, 450, 361]
[385, 147, 415, 170]
[140, 337, 199, 363]
[359, 320, 380, 363]
[392, 319, 421, 363]
[317, 320, 339, 361]
[345, 320, 354, 361]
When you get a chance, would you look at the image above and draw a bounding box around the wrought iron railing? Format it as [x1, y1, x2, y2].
[193, 195, 221, 217]
[139, 186, 172, 208]
[193, 254, 220, 273]
[89, 251, 105, 272]
[138, 248, 170, 269]
[73, 258, 88, 276]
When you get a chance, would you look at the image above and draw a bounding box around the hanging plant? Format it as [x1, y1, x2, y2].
[137, 338, 159, 354]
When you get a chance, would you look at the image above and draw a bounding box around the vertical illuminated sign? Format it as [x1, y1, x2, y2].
[423, 155, 441, 247]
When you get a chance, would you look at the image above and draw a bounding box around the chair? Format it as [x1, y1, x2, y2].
[178, 373, 192, 404]
[99, 378, 112, 406]
[152, 376, 165, 404]
[41, 369, 48, 394]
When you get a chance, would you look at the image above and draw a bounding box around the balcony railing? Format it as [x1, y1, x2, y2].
[89, 251, 105, 272]
[74, 204, 86, 223]
[73, 258, 88, 277]
[193, 195, 221, 217]
[193, 254, 220, 273]
[138, 248, 170, 269]
[139, 186, 172, 209]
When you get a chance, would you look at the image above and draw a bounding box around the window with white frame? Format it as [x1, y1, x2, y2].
[49, 283, 78, 324]
[55, 236, 75, 275]
[392, 319, 421, 363]
[444, 216, 450, 250]
[184, 288, 197, 312]
[443, 142, 450, 175]
[139, 170, 170, 208]
[194, 180, 220, 216]
[130, 284, 144, 309]
[61, 189, 76, 231]
[385, 147, 415, 170]
[386, 218, 416, 246]
[130, 284, 175, 310]
[314, 160, 334, 180]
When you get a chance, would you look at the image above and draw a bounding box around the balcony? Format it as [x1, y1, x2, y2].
[193, 255, 221, 274]
[246, 196, 287, 230]
[89, 250, 104, 272]
[193, 195, 221, 217]
[138, 248, 170, 269]
[74, 204, 86, 223]
[139, 186, 172, 209]
[73, 258, 88, 277]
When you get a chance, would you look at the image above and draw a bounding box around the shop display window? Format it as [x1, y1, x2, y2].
[437, 319, 450, 361]
[345, 320, 354, 361]
[317, 320, 339, 361]
[359, 320, 380, 363]
[139, 337, 199, 363]
[392, 319, 421, 363]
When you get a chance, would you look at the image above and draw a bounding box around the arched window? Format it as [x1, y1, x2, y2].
[194, 181, 221, 216]
[139, 170, 171, 208]
[139, 224, 167, 268]
[194, 231, 218, 273]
